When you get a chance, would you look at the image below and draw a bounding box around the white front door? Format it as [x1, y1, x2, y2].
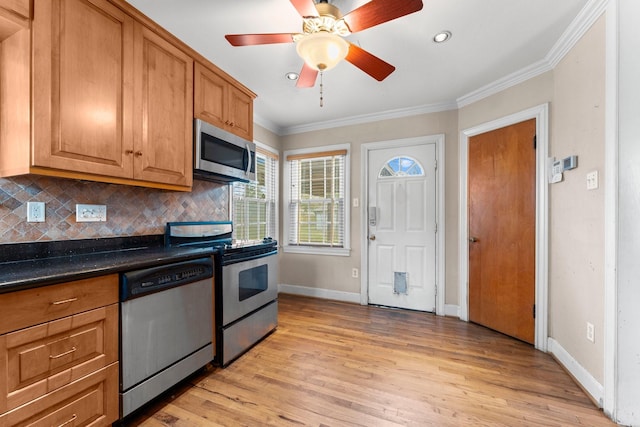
[367, 143, 437, 311]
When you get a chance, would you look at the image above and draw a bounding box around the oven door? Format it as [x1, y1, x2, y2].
[221, 252, 278, 326]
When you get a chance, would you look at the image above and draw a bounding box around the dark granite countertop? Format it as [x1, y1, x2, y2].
[0, 235, 216, 294]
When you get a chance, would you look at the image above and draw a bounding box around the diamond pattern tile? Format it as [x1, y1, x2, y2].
[0, 176, 229, 243]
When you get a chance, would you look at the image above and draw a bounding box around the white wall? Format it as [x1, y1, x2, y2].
[278, 111, 459, 304]
[549, 15, 606, 385]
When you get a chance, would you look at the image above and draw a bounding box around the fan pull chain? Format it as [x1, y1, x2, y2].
[319, 71, 324, 107]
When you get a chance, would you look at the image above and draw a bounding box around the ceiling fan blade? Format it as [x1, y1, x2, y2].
[290, 0, 319, 17]
[345, 43, 395, 81]
[343, 0, 423, 33]
[225, 33, 296, 46]
[296, 63, 318, 88]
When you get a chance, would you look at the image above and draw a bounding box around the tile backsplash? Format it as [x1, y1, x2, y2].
[0, 175, 229, 243]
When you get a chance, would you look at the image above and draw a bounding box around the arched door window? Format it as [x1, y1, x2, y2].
[378, 156, 424, 178]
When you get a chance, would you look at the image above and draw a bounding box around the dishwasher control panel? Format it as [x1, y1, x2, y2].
[120, 257, 213, 301]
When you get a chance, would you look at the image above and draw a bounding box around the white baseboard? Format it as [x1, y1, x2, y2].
[547, 337, 604, 407]
[278, 284, 361, 304]
[444, 304, 460, 317]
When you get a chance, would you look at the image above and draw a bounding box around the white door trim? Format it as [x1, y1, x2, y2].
[360, 135, 446, 315]
[459, 103, 549, 351]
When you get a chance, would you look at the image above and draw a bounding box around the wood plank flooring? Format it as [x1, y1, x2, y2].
[122, 294, 615, 426]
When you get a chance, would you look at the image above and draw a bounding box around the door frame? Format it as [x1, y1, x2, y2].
[459, 103, 549, 351]
[360, 135, 446, 315]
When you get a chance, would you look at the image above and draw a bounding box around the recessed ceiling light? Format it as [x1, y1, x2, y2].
[285, 72, 299, 81]
[433, 31, 452, 43]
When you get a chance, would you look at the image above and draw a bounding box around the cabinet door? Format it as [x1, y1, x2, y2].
[0, 0, 29, 41]
[194, 63, 254, 141]
[194, 62, 227, 130]
[133, 23, 193, 187]
[32, 0, 134, 177]
[227, 84, 253, 141]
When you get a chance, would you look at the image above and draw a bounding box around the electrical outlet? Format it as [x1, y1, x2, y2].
[587, 170, 599, 190]
[586, 322, 595, 343]
[27, 202, 45, 222]
[76, 204, 107, 222]
[351, 268, 359, 279]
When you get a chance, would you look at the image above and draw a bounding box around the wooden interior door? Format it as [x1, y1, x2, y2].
[468, 118, 536, 344]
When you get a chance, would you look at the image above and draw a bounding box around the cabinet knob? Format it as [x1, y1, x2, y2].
[125, 149, 134, 155]
[135, 151, 143, 157]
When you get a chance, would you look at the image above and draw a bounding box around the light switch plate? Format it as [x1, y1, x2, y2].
[76, 204, 107, 222]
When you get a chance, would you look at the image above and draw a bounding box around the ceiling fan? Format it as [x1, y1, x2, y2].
[225, 0, 424, 88]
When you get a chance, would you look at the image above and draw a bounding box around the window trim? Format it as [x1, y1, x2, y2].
[283, 143, 351, 256]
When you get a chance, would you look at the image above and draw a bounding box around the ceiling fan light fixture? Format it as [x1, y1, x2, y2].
[296, 32, 349, 72]
[433, 30, 452, 43]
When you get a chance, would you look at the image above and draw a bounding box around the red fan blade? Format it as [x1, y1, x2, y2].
[225, 33, 296, 46]
[343, 0, 423, 33]
[290, 0, 319, 17]
[345, 43, 395, 81]
[296, 63, 318, 88]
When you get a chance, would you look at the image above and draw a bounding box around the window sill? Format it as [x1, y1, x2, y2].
[282, 245, 351, 257]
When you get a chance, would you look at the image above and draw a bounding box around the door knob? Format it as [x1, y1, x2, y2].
[369, 235, 376, 241]
[469, 236, 479, 243]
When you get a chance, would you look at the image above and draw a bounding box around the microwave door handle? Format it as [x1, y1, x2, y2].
[245, 144, 252, 175]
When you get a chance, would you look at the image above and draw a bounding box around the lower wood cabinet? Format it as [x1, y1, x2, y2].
[0, 275, 119, 426]
[0, 304, 118, 413]
[0, 363, 118, 427]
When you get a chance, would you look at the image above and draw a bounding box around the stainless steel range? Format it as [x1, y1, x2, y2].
[166, 221, 278, 366]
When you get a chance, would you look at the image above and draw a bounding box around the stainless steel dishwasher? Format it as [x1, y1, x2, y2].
[119, 257, 214, 418]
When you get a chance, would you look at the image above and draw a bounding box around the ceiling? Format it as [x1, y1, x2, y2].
[126, 0, 589, 134]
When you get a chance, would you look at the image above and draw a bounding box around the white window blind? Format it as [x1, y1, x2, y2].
[232, 147, 278, 242]
[287, 149, 347, 248]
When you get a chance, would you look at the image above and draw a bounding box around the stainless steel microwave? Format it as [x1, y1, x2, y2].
[194, 118, 256, 183]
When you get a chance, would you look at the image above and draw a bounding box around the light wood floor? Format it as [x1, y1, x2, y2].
[122, 293, 615, 426]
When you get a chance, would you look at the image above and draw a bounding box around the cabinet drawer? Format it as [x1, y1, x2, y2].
[0, 304, 118, 413]
[0, 274, 118, 335]
[0, 362, 118, 427]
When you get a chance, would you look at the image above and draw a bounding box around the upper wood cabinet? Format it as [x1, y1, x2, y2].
[133, 23, 193, 187]
[195, 62, 255, 141]
[31, 0, 192, 189]
[0, 0, 253, 190]
[0, 0, 30, 41]
[32, 0, 135, 179]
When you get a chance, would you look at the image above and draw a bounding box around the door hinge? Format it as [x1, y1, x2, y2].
[533, 304, 536, 319]
[434, 160, 438, 170]
[533, 135, 537, 150]
[434, 223, 438, 233]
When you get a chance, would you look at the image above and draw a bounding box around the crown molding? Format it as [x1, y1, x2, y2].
[546, 0, 609, 69]
[256, 0, 608, 136]
[278, 101, 458, 136]
[457, 0, 607, 108]
[456, 59, 553, 108]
